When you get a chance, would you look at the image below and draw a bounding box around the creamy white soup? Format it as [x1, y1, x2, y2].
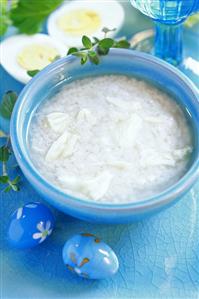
[29, 75, 192, 203]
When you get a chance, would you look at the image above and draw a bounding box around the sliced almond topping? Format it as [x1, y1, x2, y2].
[106, 96, 141, 111]
[58, 171, 113, 200]
[106, 160, 131, 170]
[46, 112, 69, 133]
[114, 114, 143, 148]
[76, 108, 96, 125]
[45, 131, 77, 161]
[140, 149, 176, 167]
[62, 134, 78, 158]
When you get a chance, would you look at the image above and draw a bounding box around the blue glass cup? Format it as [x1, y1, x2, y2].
[130, 0, 199, 66]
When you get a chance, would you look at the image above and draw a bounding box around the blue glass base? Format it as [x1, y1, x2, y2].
[130, 28, 199, 88]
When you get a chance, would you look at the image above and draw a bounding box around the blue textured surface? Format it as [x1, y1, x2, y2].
[0, 3, 199, 299]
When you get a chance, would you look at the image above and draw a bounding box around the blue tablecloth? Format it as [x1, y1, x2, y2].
[0, 3, 199, 299]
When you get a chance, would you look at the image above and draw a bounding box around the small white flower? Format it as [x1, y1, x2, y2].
[16, 207, 23, 220]
[32, 221, 53, 243]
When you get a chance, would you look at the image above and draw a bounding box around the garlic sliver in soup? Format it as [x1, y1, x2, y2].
[140, 146, 193, 168]
[45, 112, 70, 133]
[114, 114, 143, 148]
[58, 171, 113, 200]
[106, 96, 141, 111]
[105, 160, 131, 170]
[62, 134, 78, 158]
[140, 149, 177, 167]
[76, 109, 97, 125]
[45, 131, 77, 161]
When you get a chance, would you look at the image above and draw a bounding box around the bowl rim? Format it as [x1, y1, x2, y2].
[10, 49, 199, 212]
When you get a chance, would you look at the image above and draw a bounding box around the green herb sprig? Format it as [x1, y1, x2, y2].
[67, 27, 131, 65]
[27, 28, 130, 77]
[27, 70, 40, 78]
[0, 90, 17, 119]
[0, 0, 11, 36]
[0, 91, 20, 192]
[27, 27, 131, 77]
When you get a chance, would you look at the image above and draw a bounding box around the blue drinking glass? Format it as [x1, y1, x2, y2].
[130, 1, 199, 86]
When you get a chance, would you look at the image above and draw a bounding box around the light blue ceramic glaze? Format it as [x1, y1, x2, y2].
[10, 49, 199, 223]
[8, 202, 55, 248]
[62, 233, 119, 279]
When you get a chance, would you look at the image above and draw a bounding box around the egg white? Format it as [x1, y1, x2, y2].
[0, 33, 67, 84]
[47, 0, 125, 47]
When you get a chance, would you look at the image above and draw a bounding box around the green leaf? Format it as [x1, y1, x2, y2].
[67, 47, 78, 55]
[10, 0, 18, 9]
[11, 176, 20, 185]
[10, 0, 64, 34]
[0, 174, 20, 192]
[80, 54, 88, 65]
[1, 0, 8, 13]
[92, 37, 100, 45]
[4, 185, 12, 192]
[97, 46, 110, 56]
[0, 146, 10, 162]
[98, 38, 114, 49]
[0, 14, 10, 36]
[72, 51, 88, 65]
[88, 52, 99, 65]
[0, 91, 18, 119]
[27, 69, 40, 77]
[102, 27, 116, 34]
[65, 28, 131, 67]
[97, 38, 114, 56]
[88, 50, 97, 57]
[82, 35, 92, 49]
[81, 56, 87, 65]
[0, 175, 9, 184]
[10, 183, 20, 192]
[72, 52, 84, 58]
[114, 39, 130, 49]
[0, 0, 11, 36]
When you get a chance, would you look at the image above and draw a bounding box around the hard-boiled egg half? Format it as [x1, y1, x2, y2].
[47, 0, 125, 47]
[0, 34, 67, 84]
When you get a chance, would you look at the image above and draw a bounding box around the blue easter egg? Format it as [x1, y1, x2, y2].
[8, 202, 55, 248]
[62, 233, 119, 279]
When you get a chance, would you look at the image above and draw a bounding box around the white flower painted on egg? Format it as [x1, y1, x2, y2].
[32, 221, 53, 243]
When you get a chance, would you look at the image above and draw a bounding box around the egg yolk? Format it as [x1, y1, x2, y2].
[57, 9, 101, 36]
[17, 44, 59, 70]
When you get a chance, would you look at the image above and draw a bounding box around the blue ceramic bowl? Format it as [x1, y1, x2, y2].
[10, 49, 199, 223]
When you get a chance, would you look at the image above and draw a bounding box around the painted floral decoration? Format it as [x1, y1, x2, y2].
[33, 221, 53, 243]
[62, 233, 119, 279]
